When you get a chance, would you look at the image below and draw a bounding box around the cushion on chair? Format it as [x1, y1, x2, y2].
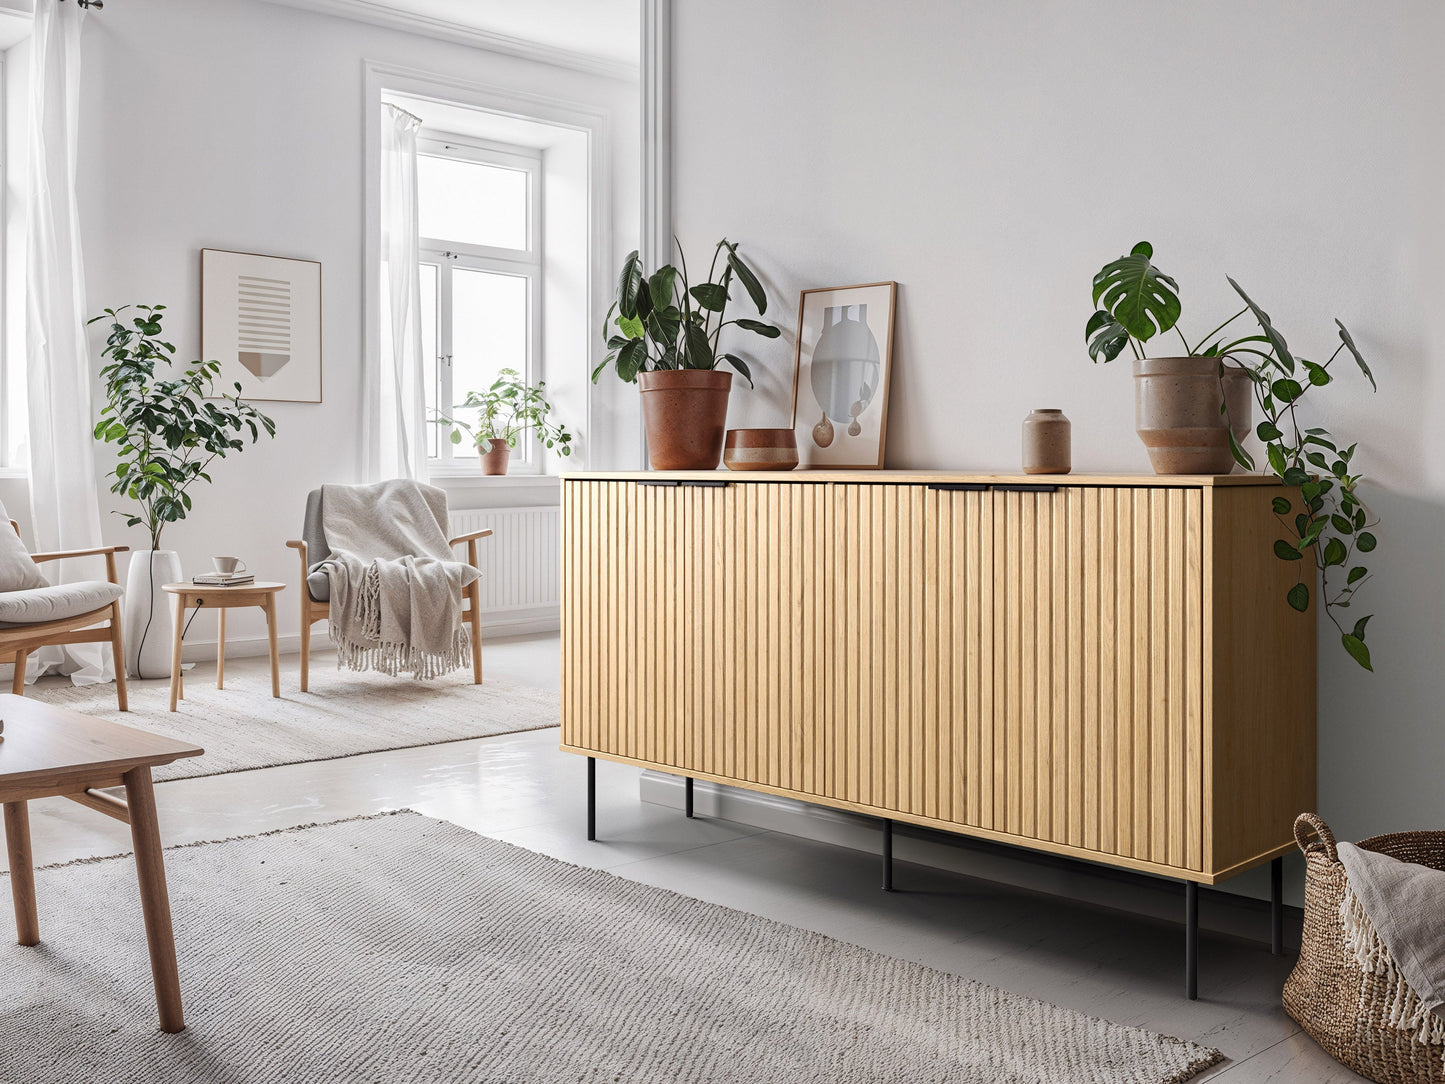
[0, 498, 49, 592]
[0, 580, 123, 627]
[307, 568, 331, 602]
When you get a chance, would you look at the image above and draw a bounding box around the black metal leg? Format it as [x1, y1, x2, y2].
[586, 757, 596, 841]
[685, 777, 695, 819]
[1271, 856, 1283, 956]
[1185, 880, 1199, 1000]
[882, 819, 894, 892]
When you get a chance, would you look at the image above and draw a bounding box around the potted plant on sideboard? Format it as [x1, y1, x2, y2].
[432, 368, 574, 476]
[595, 239, 780, 470]
[92, 304, 277, 678]
[1087, 242, 1381, 669]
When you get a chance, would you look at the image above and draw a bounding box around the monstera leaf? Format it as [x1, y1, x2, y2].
[1091, 241, 1181, 343]
[1085, 309, 1131, 363]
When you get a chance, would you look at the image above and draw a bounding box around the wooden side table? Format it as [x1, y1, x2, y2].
[0, 693, 203, 1031]
[161, 582, 285, 712]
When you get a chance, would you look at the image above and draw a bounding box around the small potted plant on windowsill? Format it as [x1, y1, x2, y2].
[595, 238, 781, 470]
[432, 368, 574, 476]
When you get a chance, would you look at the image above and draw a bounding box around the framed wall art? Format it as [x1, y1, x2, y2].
[201, 248, 322, 403]
[789, 281, 896, 468]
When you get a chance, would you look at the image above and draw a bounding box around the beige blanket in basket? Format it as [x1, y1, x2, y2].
[1339, 841, 1445, 1043]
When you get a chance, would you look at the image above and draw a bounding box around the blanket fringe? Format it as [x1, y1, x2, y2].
[330, 563, 473, 680]
[1341, 885, 1445, 1045]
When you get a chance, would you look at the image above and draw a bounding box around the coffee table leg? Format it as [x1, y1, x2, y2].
[217, 608, 226, 690]
[123, 766, 184, 1033]
[3, 801, 38, 946]
[265, 594, 280, 698]
[169, 599, 186, 711]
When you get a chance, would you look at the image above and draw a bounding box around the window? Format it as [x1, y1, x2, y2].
[418, 135, 542, 466]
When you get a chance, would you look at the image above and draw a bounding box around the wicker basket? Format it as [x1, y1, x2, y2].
[1284, 813, 1445, 1084]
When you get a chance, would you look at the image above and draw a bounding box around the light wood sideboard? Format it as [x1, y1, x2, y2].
[560, 471, 1317, 997]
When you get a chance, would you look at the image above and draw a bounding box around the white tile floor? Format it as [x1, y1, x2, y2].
[13, 633, 1364, 1082]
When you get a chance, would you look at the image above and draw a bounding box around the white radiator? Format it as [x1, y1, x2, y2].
[449, 504, 560, 633]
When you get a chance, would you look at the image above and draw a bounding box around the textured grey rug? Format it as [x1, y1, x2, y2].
[28, 669, 558, 781]
[0, 813, 1224, 1084]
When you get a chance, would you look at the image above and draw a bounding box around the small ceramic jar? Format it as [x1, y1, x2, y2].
[1022, 409, 1071, 475]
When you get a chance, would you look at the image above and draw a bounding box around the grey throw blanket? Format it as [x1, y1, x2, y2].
[316, 480, 479, 679]
[1339, 841, 1445, 1044]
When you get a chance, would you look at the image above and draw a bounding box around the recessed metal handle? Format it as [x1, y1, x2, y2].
[680, 480, 728, 488]
[992, 484, 1059, 493]
[926, 483, 990, 492]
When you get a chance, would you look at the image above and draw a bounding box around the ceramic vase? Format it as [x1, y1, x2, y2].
[1133, 358, 1252, 474]
[638, 370, 733, 470]
[723, 428, 799, 471]
[1022, 409, 1071, 475]
[123, 549, 183, 679]
[479, 439, 511, 475]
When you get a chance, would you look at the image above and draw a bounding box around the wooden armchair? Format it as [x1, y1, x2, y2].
[285, 488, 492, 691]
[2, 520, 130, 709]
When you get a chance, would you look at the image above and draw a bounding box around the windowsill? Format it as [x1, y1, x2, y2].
[427, 469, 560, 487]
[0, 467, 27, 480]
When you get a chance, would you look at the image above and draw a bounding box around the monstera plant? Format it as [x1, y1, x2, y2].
[1085, 243, 1380, 670]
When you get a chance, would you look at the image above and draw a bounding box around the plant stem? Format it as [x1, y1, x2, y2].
[1190, 307, 1248, 355]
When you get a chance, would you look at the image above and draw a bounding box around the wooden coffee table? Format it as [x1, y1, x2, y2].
[0, 693, 202, 1031]
[162, 581, 285, 712]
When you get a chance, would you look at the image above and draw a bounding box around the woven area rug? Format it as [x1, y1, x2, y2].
[0, 812, 1224, 1084]
[26, 669, 558, 782]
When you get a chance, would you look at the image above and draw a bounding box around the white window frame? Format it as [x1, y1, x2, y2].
[418, 132, 545, 471]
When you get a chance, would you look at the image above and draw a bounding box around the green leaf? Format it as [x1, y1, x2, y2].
[725, 246, 768, 314]
[1271, 496, 1292, 515]
[1356, 531, 1377, 552]
[615, 338, 645, 382]
[1322, 538, 1346, 566]
[690, 283, 728, 312]
[1304, 361, 1331, 386]
[1335, 320, 1376, 390]
[1347, 566, 1367, 584]
[1085, 309, 1131, 364]
[618, 314, 645, 339]
[1270, 378, 1304, 404]
[1274, 539, 1303, 561]
[1257, 422, 1283, 441]
[1352, 615, 1372, 639]
[721, 353, 753, 387]
[1331, 514, 1354, 535]
[1341, 633, 1373, 671]
[735, 318, 781, 338]
[616, 250, 644, 319]
[1228, 277, 1296, 373]
[647, 266, 677, 309]
[1267, 444, 1288, 477]
[1286, 583, 1310, 612]
[684, 323, 714, 369]
[1282, 466, 1310, 487]
[1091, 242, 1181, 342]
[1227, 429, 1255, 472]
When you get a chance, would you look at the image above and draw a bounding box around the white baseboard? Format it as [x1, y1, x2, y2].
[639, 771, 1299, 943]
[174, 612, 558, 662]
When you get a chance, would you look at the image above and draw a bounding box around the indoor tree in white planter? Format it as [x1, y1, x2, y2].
[92, 304, 277, 677]
[432, 368, 574, 475]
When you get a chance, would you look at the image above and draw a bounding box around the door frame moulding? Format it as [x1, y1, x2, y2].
[637, 0, 669, 468]
[361, 60, 612, 478]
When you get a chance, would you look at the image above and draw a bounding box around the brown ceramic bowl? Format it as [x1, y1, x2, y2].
[723, 428, 799, 471]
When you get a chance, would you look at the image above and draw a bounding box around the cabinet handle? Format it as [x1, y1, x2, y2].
[993, 484, 1059, 493]
[926, 483, 990, 492]
[680, 480, 728, 488]
[637, 480, 679, 487]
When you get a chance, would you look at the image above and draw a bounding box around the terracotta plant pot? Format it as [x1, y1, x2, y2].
[1133, 357, 1252, 475]
[478, 438, 511, 475]
[723, 428, 799, 471]
[638, 369, 733, 470]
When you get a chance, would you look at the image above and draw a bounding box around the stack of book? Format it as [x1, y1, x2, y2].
[191, 571, 255, 587]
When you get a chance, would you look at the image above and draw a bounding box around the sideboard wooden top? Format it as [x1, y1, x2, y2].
[562, 469, 1283, 487]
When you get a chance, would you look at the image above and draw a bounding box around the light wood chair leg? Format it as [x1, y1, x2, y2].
[122, 767, 184, 1033]
[109, 601, 129, 711]
[168, 600, 185, 711]
[265, 595, 280, 698]
[299, 609, 311, 693]
[216, 608, 226, 690]
[3, 801, 38, 946]
[468, 585, 482, 685]
[11, 650, 27, 696]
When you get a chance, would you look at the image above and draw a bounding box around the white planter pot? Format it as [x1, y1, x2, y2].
[123, 549, 183, 680]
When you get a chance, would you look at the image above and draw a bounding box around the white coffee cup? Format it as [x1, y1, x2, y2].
[212, 556, 247, 576]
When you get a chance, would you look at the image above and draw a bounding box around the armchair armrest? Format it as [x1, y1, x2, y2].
[447, 528, 494, 547]
[30, 544, 131, 563]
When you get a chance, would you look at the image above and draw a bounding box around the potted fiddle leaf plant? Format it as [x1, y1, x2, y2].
[432, 368, 574, 475]
[1085, 243, 1380, 669]
[595, 238, 780, 470]
[92, 304, 277, 678]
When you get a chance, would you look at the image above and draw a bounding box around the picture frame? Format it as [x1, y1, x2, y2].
[201, 248, 323, 403]
[789, 281, 897, 468]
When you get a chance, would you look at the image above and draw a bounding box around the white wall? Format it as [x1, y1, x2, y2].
[670, 0, 1445, 863]
[40, 0, 637, 650]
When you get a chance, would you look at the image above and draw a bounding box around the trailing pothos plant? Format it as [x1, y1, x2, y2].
[432, 368, 574, 456]
[92, 304, 278, 552]
[594, 238, 780, 386]
[1086, 242, 1380, 670]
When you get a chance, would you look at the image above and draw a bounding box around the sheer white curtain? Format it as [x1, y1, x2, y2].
[25, 0, 112, 685]
[369, 104, 428, 482]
